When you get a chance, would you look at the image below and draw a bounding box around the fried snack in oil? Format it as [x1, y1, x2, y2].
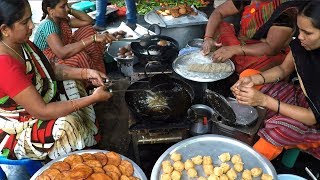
[106, 151, 121, 166]
[119, 160, 134, 177]
[93, 167, 105, 173]
[81, 152, 97, 161]
[94, 152, 108, 166]
[36, 174, 50, 180]
[63, 154, 83, 166]
[84, 159, 103, 168]
[103, 164, 122, 176]
[87, 173, 112, 180]
[69, 163, 93, 179]
[50, 161, 71, 172]
[106, 171, 121, 180]
[40, 168, 62, 179]
[121, 175, 131, 180]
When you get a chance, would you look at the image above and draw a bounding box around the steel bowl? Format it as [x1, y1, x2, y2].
[107, 41, 137, 64]
[187, 38, 204, 48]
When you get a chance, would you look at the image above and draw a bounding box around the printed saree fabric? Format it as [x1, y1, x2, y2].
[0, 41, 97, 160]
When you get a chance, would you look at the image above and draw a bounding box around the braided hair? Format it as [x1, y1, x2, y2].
[41, 0, 61, 21]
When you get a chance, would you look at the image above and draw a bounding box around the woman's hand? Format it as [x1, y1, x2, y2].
[202, 38, 222, 55]
[86, 69, 107, 86]
[91, 86, 113, 102]
[231, 76, 254, 98]
[233, 85, 268, 107]
[212, 45, 240, 62]
[95, 33, 116, 44]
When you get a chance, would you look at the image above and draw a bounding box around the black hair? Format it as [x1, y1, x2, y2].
[0, 0, 29, 38]
[299, 0, 320, 29]
[41, 0, 61, 21]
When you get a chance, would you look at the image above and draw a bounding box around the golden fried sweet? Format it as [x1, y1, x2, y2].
[170, 152, 182, 162]
[93, 167, 105, 173]
[184, 159, 194, 170]
[36, 174, 50, 180]
[231, 154, 242, 164]
[84, 159, 103, 168]
[40, 168, 62, 179]
[106, 151, 122, 166]
[81, 153, 97, 161]
[162, 164, 174, 174]
[161, 160, 171, 168]
[87, 173, 112, 180]
[234, 162, 244, 172]
[120, 175, 131, 180]
[219, 174, 228, 180]
[218, 152, 231, 162]
[170, 170, 181, 180]
[220, 162, 230, 173]
[63, 154, 84, 167]
[203, 156, 213, 165]
[226, 168, 237, 180]
[208, 174, 219, 180]
[213, 166, 223, 176]
[50, 161, 71, 172]
[251, 167, 262, 177]
[197, 177, 207, 180]
[106, 171, 120, 180]
[103, 164, 122, 176]
[52, 173, 71, 180]
[242, 169, 252, 180]
[187, 168, 198, 178]
[128, 176, 140, 180]
[161, 173, 171, 180]
[261, 173, 273, 180]
[203, 164, 214, 176]
[173, 161, 184, 172]
[191, 155, 203, 165]
[69, 163, 93, 179]
[94, 152, 108, 166]
[119, 160, 134, 177]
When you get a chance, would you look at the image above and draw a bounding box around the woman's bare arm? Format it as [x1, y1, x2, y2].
[68, 8, 93, 28]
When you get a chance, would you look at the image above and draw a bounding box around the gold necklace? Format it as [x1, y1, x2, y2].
[1, 40, 24, 61]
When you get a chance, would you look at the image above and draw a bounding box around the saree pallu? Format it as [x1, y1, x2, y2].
[43, 20, 106, 74]
[0, 41, 97, 160]
[258, 82, 320, 159]
[216, 22, 288, 73]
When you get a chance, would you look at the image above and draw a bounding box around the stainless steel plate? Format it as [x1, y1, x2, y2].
[151, 134, 277, 180]
[31, 150, 147, 180]
[172, 50, 235, 82]
[229, 100, 259, 126]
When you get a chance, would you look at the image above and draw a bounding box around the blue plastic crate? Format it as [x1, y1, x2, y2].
[71, 1, 96, 13]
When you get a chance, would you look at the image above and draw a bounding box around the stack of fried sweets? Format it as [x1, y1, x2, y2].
[36, 151, 140, 180]
[156, 4, 198, 17]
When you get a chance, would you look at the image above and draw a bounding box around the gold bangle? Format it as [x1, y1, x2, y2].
[81, 39, 86, 47]
[93, 34, 97, 42]
[70, 100, 80, 112]
[240, 45, 246, 56]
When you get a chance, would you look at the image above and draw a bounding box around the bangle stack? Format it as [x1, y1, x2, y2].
[277, 99, 281, 115]
[70, 100, 80, 112]
[204, 35, 213, 40]
[92, 34, 97, 42]
[81, 39, 86, 47]
[258, 73, 266, 84]
[240, 45, 246, 56]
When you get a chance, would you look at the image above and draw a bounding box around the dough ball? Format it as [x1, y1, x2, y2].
[231, 154, 242, 164]
[234, 162, 244, 172]
[162, 160, 171, 168]
[242, 169, 252, 180]
[203, 164, 214, 176]
[197, 177, 207, 180]
[219, 174, 228, 180]
[226, 168, 237, 180]
[161, 173, 171, 180]
[191, 155, 203, 165]
[208, 174, 219, 180]
[173, 161, 184, 172]
[213, 166, 223, 176]
[162, 164, 173, 174]
[184, 159, 194, 170]
[203, 156, 213, 165]
[218, 152, 231, 162]
[261, 173, 273, 180]
[171, 170, 181, 180]
[170, 152, 182, 162]
[187, 168, 198, 178]
[251, 167, 262, 177]
[220, 162, 230, 173]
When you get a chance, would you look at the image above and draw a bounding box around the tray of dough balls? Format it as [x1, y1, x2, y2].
[151, 134, 277, 180]
[172, 50, 235, 82]
[31, 149, 147, 180]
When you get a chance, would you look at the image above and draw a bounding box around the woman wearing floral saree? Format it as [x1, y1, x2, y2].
[202, 0, 305, 73]
[0, 0, 112, 160]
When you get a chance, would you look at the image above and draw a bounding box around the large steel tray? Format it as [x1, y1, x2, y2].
[151, 134, 277, 180]
[31, 149, 147, 180]
[172, 50, 235, 82]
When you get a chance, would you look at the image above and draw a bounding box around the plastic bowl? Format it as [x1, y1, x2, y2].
[277, 174, 307, 180]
